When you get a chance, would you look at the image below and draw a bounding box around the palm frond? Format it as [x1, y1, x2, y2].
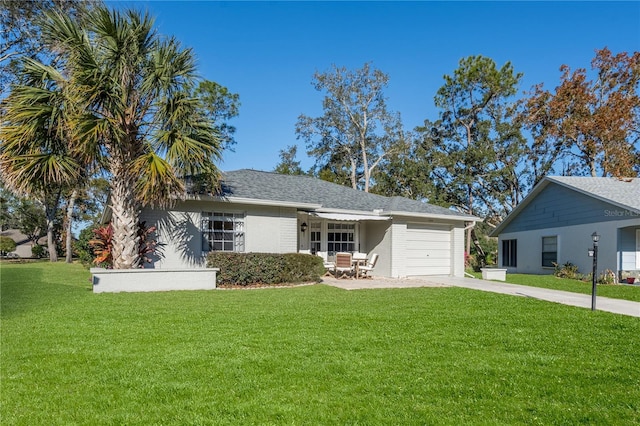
[130, 151, 184, 207]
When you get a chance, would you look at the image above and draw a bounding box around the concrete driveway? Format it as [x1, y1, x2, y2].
[322, 276, 640, 318]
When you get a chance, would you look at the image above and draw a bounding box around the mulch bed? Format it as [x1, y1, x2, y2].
[216, 282, 319, 290]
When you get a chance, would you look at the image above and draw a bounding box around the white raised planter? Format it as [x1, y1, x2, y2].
[481, 268, 507, 281]
[91, 268, 219, 293]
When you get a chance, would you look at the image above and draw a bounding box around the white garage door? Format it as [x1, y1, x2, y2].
[405, 223, 451, 275]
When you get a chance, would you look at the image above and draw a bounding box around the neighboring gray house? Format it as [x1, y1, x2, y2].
[490, 176, 640, 280]
[141, 169, 478, 278]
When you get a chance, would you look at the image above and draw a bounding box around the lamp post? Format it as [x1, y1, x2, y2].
[591, 232, 599, 311]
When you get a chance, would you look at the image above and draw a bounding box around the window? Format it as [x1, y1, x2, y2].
[502, 239, 517, 267]
[542, 236, 557, 267]
[327, 222, 355, 254]
[310, 222, 322, 254]
[202, 212, 244, 252]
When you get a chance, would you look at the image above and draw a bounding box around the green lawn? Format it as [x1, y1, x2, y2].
[468, 270, 640, 302]
[2, 263, 639, 425]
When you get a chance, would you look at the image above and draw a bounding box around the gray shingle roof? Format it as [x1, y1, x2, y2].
[219, 169, 474, 220]
[547, 176, 640, 211]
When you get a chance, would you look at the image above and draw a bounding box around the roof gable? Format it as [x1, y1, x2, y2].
[491, 176, 640, 236]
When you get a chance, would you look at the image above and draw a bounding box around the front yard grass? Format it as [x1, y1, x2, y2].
[468, 269, 640, 302]
[2, 263, 639, 425]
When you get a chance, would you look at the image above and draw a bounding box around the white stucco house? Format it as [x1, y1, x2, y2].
[490, 176, 640, 281]
[140, 169, 478, 278]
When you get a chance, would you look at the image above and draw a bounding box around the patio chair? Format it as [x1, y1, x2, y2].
[358, 253, 379, 278]
[323, 260, 336, 277]
[334, 252, 354, 279]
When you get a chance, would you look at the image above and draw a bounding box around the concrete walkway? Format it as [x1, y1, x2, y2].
[322, 276, 640, 318]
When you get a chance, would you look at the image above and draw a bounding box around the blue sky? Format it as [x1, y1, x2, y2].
[110, 1, 640, 172]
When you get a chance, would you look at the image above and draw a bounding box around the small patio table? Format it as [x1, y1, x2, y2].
[352, 253, 367, 279]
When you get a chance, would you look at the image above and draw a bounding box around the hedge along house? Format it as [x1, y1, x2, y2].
[490, 176, 640, 281]
[140, 169, 478, 278]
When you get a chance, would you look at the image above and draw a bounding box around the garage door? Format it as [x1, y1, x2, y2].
[405, 223, 451, 275]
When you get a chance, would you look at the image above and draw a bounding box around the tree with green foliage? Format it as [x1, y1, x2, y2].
[1, 6, 223, 269]
[195, 80, 240, 152]
[369, 132, 439, 202]
[296, 62, 407, 192]
[0, 235, 16, 255]
[421, 56, 528, 264]
[11, 199, 47, 247]
[274, 145, 305, 175]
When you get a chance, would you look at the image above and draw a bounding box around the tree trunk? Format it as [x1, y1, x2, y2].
[471, 227, 487, 268]
[466, 184, 473, 256]
[110, 171, 140, 269]
[45, 205, 58, 262]
[65, 189, 78, 263]
[42, 190, 61, 262]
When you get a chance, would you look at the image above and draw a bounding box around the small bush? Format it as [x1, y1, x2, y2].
[0, 236, 16, 255]
[31, 244, 45, 258]
[597, 269, 617, 285]
[207, 252, 325, 286]
[553, 262, 581, 280]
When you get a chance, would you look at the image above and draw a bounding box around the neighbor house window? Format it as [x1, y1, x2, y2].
[542, 236, 557, 267]
[202, 212, 245, 252]
[310, 222, 322, 254]
[327, 222, 355, 254]
[502, 239, 517, 267]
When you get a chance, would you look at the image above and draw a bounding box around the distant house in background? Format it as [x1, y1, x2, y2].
[139, 169, 478, 278]
[0, 229, 45, 258]
[490, 177, 640, 281]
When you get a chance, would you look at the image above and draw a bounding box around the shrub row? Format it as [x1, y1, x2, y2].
[206, 252, 325, 286]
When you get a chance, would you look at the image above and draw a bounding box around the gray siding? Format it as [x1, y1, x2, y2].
[502, 183, 628, 234]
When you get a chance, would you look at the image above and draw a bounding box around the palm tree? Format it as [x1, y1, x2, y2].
[0, 58, 81, 262]
[2, 6, 222, 269]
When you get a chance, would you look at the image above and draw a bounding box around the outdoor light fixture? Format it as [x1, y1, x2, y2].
[591, 232, 600, 311]
[301, 222, 308, 233]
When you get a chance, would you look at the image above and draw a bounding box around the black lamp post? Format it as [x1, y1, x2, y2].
[591, 232, 599, 311]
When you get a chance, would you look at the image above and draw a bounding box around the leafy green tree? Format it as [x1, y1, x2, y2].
[421, 56, 528, 263]
[11, 199, 47, 247]
[274, 145, 305, 175]
[195, 80, 240, 152]
[0, 235, 16, 255]
[522, 48, 640, 181]
[1, 6, 224, 269]
[370, 132, 442, 203]
[296, 62, 407, 192]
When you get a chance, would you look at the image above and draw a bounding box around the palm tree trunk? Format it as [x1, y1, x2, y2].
[110, 174, 140, 269]
[65, 189, 78, 263]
